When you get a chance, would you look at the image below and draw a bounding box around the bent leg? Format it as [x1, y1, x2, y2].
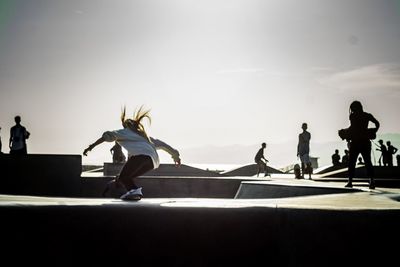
[118, 155, 154, 191]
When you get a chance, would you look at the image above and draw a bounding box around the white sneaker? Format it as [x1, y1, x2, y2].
[120, 187, 143, 201]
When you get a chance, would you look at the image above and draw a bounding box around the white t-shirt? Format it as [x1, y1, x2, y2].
[102, 128, 179, 169]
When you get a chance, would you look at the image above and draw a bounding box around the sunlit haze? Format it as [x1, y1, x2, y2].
[1, 0, 399, 168]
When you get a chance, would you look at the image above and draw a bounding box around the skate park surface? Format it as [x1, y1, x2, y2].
[1, 155, 400, 266]
[2, 175, 400, 266]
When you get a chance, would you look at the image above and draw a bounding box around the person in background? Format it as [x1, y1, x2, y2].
[331, 149, 341, 166]
[83, 106, 181, 200]
[341, 149, 349, 167]
[9, 115, 30, 155]
[386, 141, 398, 167]
[297, 122, 312, 179]
[0, 126, 3, 154]
[254, 142, 269, 177]
[110, 141, 126, 163]
[376, 139, 388, 166]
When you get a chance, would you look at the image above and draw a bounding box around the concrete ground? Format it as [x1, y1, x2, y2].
[1, 175, 400, 266]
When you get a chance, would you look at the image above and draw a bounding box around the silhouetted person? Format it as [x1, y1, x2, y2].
[254, 142, 269, 177]
[376, 139, 388, 166]
[397, 155, 400, 167]
[9, 115, 30, 155]
[83, 106, 181, 200]
[0, 126, 3, 154]
[340, 101, 379, 189]
[341, 149, 349, 167]
[331, 149, 341, 166]
[358, 157, 365, 165]
[297, 122, 312, 179]
[386, 141, 398, 167]
[110, 141, 126, 163]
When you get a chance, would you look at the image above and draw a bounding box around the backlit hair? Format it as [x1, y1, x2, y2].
[121, 105, 151, 142]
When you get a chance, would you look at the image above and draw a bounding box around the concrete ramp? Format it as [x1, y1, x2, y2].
[235, 181, 361, 199]
[223, 163, 283, 176]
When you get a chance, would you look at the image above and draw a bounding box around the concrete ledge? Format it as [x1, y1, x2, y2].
[0, 154, 82, 197]
[1, 194, 399, 266]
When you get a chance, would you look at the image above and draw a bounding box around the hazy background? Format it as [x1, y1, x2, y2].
[1, 0, 399, 169]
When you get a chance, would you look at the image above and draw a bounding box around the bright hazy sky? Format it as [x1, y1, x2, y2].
[1, 0, 400, 165]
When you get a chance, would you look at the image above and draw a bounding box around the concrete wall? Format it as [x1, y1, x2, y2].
[81, 176, 244, 198]
[1, 203, 399, 266]
[0, 154, 82, 197]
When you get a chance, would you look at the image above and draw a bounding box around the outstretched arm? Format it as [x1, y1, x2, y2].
[83, 137, 105, 156]
[150, 137, 181, 166]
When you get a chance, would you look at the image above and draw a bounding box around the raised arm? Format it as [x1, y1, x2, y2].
[150, 137, 181, 166]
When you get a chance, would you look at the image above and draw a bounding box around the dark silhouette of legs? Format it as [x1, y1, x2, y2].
[118, 155, 154, 191]
[348, 141, 374, 188]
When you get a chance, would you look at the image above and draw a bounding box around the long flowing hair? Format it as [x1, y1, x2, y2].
[121, 106, 151, 142]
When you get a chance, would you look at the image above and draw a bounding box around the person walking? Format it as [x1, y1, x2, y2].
[254, 142, 269, 177]
[83, 106, 181, 200]
[339, 101, 380, 189]
[9, 115, 30, 155]
[297, 123, 312, 179]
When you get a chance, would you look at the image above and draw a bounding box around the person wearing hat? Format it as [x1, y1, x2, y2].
[83, 106, 181, 200]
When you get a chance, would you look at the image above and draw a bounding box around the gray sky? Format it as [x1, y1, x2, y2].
[0, 0, 399, 165]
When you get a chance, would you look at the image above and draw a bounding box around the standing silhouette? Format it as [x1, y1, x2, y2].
[397, 155, 400, 167]
[83, 106, 181, 200]
[0, 126, 3, 154]
[331, 149, 341, 166]
[376, 139, 388, 166]
[9, 115, 30, 155]
[297, 123, 312, 179]
[339, 101, 380, 189]
[110, 141, 126, 163]
[386, 141, 398, 167]
[254, 142, 269, 177]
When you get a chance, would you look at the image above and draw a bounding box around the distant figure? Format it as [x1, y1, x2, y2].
[83, 106, 181, 200]
[9, 115, 30, 155]
[386, 141, 398, 167]
[339, 101, 380, 189]
[341, 149, 349, 166]
[110, 141, 126, 163]
[0, 126, 3, 154]
[254, 142, 269, 177]
[331, 149, 341, 166]
[297, 122, 312, 179]
[376, 139, 388, 166]
[358, 157, 365, 165]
